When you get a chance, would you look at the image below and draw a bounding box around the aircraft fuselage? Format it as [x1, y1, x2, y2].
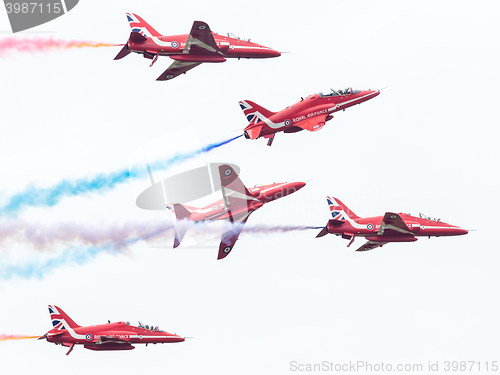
[324, 213, 468, 240]
[46, 321, 184, 349]
[177, 181, 306, 223]
[240, 88, 381, 144]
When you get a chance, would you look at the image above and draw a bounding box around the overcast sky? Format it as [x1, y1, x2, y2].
[0, 1, 499, 374]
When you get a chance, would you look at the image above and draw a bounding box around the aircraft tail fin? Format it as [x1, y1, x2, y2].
[173, 204, 192, 221]
[326, 196, 360, 220]
[173, 204, 193, 248]
[125, 13, 161, 37]
[238, 100, 276, 125]
[48, 305, 80, 330]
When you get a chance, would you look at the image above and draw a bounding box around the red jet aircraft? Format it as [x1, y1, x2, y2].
[239, 87, 381, 146]
[316, 196, 468, 251]
[171, 165, 306, 259]
[114, 13, 281, 81]
[39, 305, 184, 355]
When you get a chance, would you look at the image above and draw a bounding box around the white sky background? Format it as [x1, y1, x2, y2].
[0, 0, 499, 373]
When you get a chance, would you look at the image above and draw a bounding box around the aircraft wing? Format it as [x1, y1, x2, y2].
[355, 240, 389, 252]
[156, 60, 203, 81]
[377, 212, 414, 236]
[219, 165, 260, 215]
[296, 115, 327, 132]
[217, 212, 253, 260]
[216, 165, 261, 260]
[183, 21, 221, 55]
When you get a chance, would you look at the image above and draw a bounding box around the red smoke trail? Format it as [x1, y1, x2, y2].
[0, 37, 118, 56]
[0, 334, 40, 341]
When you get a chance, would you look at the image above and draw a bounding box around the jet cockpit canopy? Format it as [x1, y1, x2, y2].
[419, 213, 441, 222]
[227, 32, 250, 42]
[134, 321, 163, 331]
[318, 88, 360, 97]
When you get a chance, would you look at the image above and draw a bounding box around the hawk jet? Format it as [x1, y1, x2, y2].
[114, 13, 281, 81]
[316, 196, 468, 251]
[240, 87, 381, 146]
[39, 305, 184, 355]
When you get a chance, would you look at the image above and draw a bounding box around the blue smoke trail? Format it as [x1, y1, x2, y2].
[1, 169, 138, 215]
[147, 134, 243, 171]
[0, 135, 243, 216]
[0, 245, 113, 280]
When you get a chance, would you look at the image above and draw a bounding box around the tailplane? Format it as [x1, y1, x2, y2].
[48, 305, 80, 330]
[172, 204, 193, 248]
[326, 196, 359, 220]
[114, 31, 146, 60]
[114, 44, 131, 60]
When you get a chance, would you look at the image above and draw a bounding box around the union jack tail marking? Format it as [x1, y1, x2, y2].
[48, 305, 80, 330]
[239, 100, 275, 125]
[126, 13, 161, 38]
[327, 197, 345, 220]
[326, 196, 360, 220]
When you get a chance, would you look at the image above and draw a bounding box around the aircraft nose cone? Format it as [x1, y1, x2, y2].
[294, 181, 306, 190]
[285, 181, 306, 195]
[270, 49, 281, 58]
[457, 228, 468, 236]
[260, 46, 281, 58]
[363, 89, 380, 98]
[170, 335, 185, 342]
